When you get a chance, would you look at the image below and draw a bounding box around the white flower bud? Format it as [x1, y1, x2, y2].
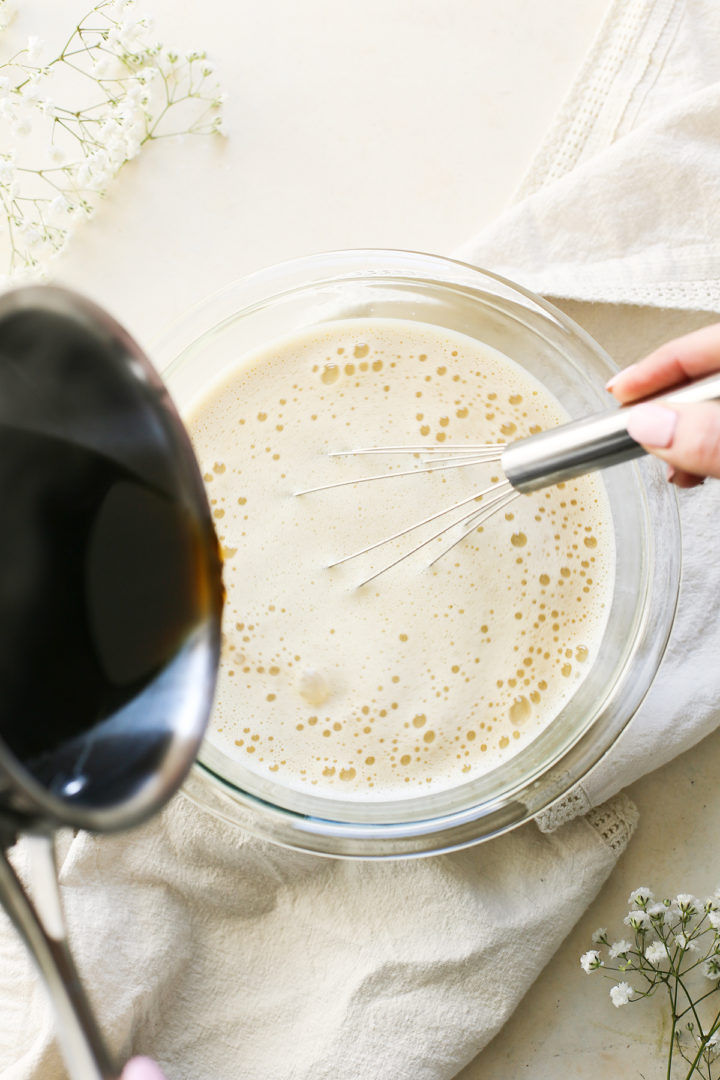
[75, 162, 93, 187]
[48, 196, 70, 225]
[628, 887, 653, 908]
[26, 35, 43, 62]
[0, 159, 16, 186]
[644, 941, 668, 965]
[12, 116, 32, 137]
[0, 0, 18, 31]
[703, 958, 720, 981]
[610, 982, 634, 1007]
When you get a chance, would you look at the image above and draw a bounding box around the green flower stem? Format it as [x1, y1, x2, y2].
[583, 893, 720, 1080]
[679, 987, 720, 1017]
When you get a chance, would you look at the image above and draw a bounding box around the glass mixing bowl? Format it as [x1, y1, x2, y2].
[157, 249, 681, 858]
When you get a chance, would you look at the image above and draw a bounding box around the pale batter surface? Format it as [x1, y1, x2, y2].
[186, 319, 614, 800]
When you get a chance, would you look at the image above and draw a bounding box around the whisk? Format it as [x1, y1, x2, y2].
[296, 372, 720, 585]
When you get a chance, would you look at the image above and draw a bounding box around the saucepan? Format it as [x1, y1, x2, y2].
[0, 285, 224, 1078]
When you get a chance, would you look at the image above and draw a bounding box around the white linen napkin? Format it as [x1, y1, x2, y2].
[457, 0, 720, 830]
[2, 0, 720, 1076]
[456, 0, 720, 313]
[0, 794, 636, 1080]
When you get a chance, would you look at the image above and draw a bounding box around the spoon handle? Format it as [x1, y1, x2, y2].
[501, 371, 720, 493]
[0, 834, 119, 1080]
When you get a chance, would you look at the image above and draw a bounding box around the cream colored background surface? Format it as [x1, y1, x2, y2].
[5, 1, 720, 1076]
[13, 0, 606, 342]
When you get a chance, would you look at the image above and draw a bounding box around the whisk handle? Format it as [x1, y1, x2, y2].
[501, 371, 720, 493]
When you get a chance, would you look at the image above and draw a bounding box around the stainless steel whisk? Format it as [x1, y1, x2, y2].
[296, 372, 720, 585]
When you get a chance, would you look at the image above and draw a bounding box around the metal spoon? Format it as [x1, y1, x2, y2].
[0, 285, 224, 1079]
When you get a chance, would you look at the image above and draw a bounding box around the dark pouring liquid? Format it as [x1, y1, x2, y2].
[0, 297, 223, 814]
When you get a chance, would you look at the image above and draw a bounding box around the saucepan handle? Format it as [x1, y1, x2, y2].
[0, 833, 119, 1080]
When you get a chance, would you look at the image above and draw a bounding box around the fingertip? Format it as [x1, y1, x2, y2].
[604, 362, 646, 402]
[669, 401, 720, 480]
[121, 1058, 169, 1080]
[605, 364, 634, 394]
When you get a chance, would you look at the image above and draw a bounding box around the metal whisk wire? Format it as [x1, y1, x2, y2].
[427, 485, 520, 568]
[295, 373, 720, 584]
[294, 443, 516, 585]
[293, 444, 505, 497]
[351, 480, 518, 588]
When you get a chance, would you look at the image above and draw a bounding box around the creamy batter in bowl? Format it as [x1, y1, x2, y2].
[158, 250, 680, 857]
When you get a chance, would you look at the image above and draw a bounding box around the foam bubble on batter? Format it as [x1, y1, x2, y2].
[187, 319, 615, 801]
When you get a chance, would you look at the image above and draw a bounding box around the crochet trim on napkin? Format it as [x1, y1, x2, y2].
[536, 790, 639, 856]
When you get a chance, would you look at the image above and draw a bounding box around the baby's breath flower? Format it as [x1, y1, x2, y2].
[610, 982, 634, 1007]
[580, 950, 603, 973]
[585, 884, 720, 1077]
[645, 941, 669, 966]
[0, 0, 226, 278]
[48, 196, 70, 225]
[704, 958, 720, 981]
[0, 0, 18, 31]
[591, 928, 608, 946]
[19, 223, 42, 248]
[628, 887, 653, 909]
[25, 37, 45, 66]
[664, 901, 682, 926]
[74, 162, 93, 188]
[91, 55, 113, 78]
[12, 116, 31, 137]
[0, 155, 15, 185]
[624, 910, 651, 931]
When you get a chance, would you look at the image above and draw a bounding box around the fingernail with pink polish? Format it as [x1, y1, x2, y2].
[626, 403, 677, 448]
[122, 1058, 168, 1080]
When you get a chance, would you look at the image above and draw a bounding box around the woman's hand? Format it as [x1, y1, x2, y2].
[607, 322, 720, 487]
[121, 1058, 168, 1080]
